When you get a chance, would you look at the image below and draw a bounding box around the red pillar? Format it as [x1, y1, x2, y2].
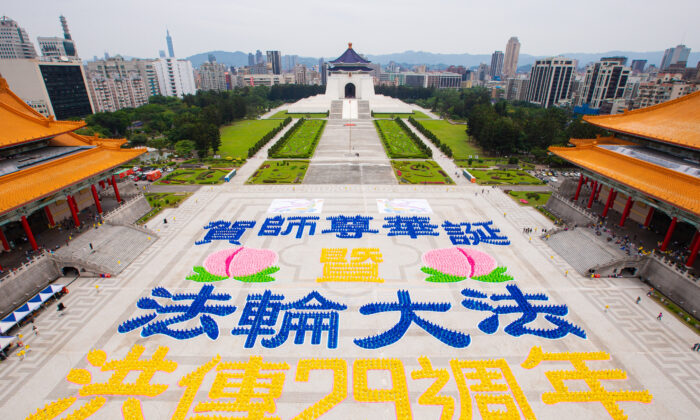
[21, 215, 38, 251]
[619, 197, 633, 227]
[67, 196, 81, 228]
[91, 185, 103, 214]
[595, 183, 603, 200]
[112, 175, 122, 203]
[574, 174, 584, 201]
[644, 207, 654, 228]
[587, 181, 597, 209]
[660, 217, 677, 252]
[690, 231, 700, 250]
[44, 206, 55, 227]
[0, 228, 10, 251]
[602, 188, 615, 218]
[686, 232, 700, 267]
[99, 180, 106, 189]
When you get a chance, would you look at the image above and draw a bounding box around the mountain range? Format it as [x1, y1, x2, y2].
[187, 50, 700, 70]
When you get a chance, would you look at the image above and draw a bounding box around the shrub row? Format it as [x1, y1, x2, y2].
[394, 117, 432, 158]
[268, 118, 326, 158]
[408, 117, 453, 158]
[247, 117, 292, 158]
[267, 118, 305, 157]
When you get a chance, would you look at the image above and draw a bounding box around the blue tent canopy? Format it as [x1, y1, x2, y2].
[0, 284, 64, 334]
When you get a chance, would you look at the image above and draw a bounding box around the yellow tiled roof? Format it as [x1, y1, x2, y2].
[569, 136, 634, 147]
[0, 77, 86, 148]
[0, 147, 145, 215]
[583, 90, 700, 150]
[549, 144, 700, 216]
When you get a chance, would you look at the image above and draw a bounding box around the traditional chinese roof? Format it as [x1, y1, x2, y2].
[549, 138, 700, 216]
[329, 65, 375, 73]
[330, 43, 371, 65]
[582, 90, 700, 151]
[0, 77, 86, 148]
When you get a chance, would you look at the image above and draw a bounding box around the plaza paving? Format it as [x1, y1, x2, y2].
[1, 180, 698, 419]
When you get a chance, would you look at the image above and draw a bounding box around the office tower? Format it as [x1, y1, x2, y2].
[525, 57, 575, 108]
[477, 63, 489, 82]
[85, 56, 161, 111]
[630, 60, 647, 73]
[197, 58, 227, 92]
[0, 59, 93, 118]
[166, 29, 175, 57]
[159, 50, 166, 58]
[153, 57, 196, 98]
[321, 62, 328, 85]
[294, 65, 307, 84]
[0, 16, 38, 58]
[37, 16, 79, 59]
[503, 36, 520, 77]
[248, 53, 255, 67]
[578, 57, 630, 110]
[490, 51, 504, 79]
[505, 77, 529, 101]
[660, 44, 690, 69]
[255, 50, 263, 64]
[267, 51, 282, 75]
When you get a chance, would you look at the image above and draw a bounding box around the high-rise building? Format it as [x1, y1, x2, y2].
[86, 56, 150, 112]
[153, 57, 196, 98]
[477, 63, 489, 82]
[578, 57, 630, 110]
[37, 16, 79, 59]
[285, 55, 298, 72]
[490, 51, 504, 79]
[166, 30, 175, 58]
[267, 51, 282, 75]
[87, 56, 162, 98]
[0, 59, 93, 118]
[255, 50, 263, 65]
[321, 62, 328, 86]
[503, 37, 520, 77]
[248, 53, 255, 67]
[526, 57, 575, 108]
[630, 59, 647, 73]
[197, 58, 227, 92]
[660, 44, 690, 69]
[294, 64, 307, 85]
[0, 16, 38, 59]
[505, 77, 529, 101]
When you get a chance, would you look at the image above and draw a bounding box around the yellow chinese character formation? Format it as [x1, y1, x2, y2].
[411, 356, 454, 420]
[450, 358, 535, 420]
[26, 345, 176, 420]
[521, 346, 653, 420]
[317, 248, 384, 282]
[293, 358, 348, 419]
[354, 358, 412, 419]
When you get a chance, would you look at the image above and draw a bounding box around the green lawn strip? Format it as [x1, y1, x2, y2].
[269, 111, 328, 119]
[649, 290, 700, 334]
[375, 119, 429, 159]
[417, 119, 481, 159]
[372, 110, 432, 119]
[219, 119, 284, 159]
[455, 158, 536, 169]
[268, 119, 326, 158]
[138, 193, 192, 224]
[469, 169, 544, 185]
[155, 168, 229, 185]
[391, 160, 455, 184]
[246, 160, 309, 184]
[508, 191, 552, 206]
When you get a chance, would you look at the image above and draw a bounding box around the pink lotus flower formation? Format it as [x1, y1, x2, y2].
[188, 247, 280, 283]
[421, 247, 512, 283]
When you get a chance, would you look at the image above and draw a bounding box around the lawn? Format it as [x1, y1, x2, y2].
[155, 168, 229, 185]
[417, 120, 480, 159]
[269, 111, 328, 119]
[247, 160, 309, 184]
[508, 190, 552, 206]
[392, 160, 455, 184]
[468, 169, 544, 185]
[269, 119, 326, 158]
[138, 193, 192, 224]
[219, 119, 283, 159]
[375, 119, 429, 158]
[373, 110, 431, 119]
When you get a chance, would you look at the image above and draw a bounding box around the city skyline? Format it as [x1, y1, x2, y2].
[3, 0, 698, 61]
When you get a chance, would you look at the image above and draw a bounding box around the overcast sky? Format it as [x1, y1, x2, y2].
[4, 0, 699, 59]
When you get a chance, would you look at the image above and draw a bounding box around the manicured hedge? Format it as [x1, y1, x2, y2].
[247, 117, 292, 158]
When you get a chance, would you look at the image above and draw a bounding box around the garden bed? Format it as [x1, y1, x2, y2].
[155, 168, 228, 185]
[247, 160, 310, 184]
[375, 119, 430, 159]
[391, 160, 455, 184]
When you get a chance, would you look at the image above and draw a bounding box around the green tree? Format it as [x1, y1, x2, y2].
[129, 132, 148, 146]
[174, 140, 196, 157]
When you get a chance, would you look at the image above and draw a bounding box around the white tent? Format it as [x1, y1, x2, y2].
[0, 284, 64, 334]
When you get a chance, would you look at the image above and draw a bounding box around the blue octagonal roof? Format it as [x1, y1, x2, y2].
[330, 43, 371, 65]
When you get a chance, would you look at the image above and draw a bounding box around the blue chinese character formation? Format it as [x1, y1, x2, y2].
[118, 285, 237, 340]
[257, 216, 320, 239]
[321, 215, 379, 239]
[442, 220, 510, 246]
[461, 284, 586, 339]
[232, 290, 285, 348]
[354, 290, 471, 349]
[195, 220, 256, 245]
[383, 216, 440, 239]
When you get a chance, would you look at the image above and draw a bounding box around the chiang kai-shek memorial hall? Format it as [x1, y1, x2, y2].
[549, 90, 700, 267]
[0, 76, 145, 255]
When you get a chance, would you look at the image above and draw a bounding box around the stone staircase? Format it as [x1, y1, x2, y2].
[358, 100, 371, 119]
[545, 229, 626, 274]
[330, 100, 343, 119]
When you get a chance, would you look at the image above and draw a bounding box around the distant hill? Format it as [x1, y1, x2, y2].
[187, 50, 700, 70]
